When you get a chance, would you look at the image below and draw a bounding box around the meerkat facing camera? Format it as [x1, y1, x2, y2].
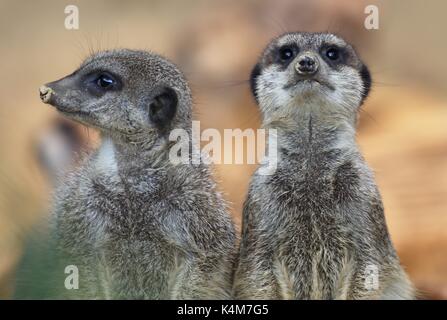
[234, 32, 414, 299]
[38, 49, 236, 299]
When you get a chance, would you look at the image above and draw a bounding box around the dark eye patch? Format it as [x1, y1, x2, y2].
[278, 46, 296, 62]
[271, 43, 299, 68]
[83, 70, 122, 97]
[320, 45, 347, 66]
[96, 74, 114, 89]
[326, 47, 340, 60]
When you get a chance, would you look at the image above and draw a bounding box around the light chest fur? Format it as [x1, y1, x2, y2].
[235, 115, 413, 299]
[254, 128, 362, 299]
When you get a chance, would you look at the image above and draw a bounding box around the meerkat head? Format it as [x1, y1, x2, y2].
[250, 32, 371, 125]
[39, 49, 192, 145]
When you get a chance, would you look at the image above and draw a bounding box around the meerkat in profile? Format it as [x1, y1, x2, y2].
[234, 32, 414, 300]
[38, 49, 236, 299]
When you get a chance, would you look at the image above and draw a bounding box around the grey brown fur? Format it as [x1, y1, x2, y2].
[234, 32, 414, 299]
[39, 49, 236, 299]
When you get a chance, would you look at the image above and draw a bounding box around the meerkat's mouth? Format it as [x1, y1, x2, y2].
[284, 78, 335, 91]
[55, 108, 95, 129]
[284, 77, 335, 91]
[55, 106, 91, 120]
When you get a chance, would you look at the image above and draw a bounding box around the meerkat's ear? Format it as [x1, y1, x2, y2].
[148, 87, 178, 128]
[250, 63, 261, 104]
[360, 64, 371, 104]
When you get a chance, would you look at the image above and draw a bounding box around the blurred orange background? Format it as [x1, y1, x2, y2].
[0, 0, 446, 299]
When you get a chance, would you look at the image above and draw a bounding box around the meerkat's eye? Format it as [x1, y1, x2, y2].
[84, 71, 121, 96]
[326, 47, 340, 60]
[96, 74, 116, 89]
[278, 46, 296, 62]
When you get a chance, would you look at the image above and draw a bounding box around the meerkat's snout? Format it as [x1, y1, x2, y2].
[39, 85, 54, 104]
[295, 53, 319, 75]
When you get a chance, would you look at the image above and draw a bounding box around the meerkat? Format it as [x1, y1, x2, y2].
[38, 49, 236, 299]
[234, 32, 414, 300]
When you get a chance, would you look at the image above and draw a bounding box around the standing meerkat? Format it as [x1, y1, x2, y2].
[234, 32, 414, 299]
[38, 49, 236, 299]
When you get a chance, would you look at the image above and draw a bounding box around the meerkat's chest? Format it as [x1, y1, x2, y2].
[255, 162, 359, 298]
[65, 175, 175, 298]
[270, 209, 355, 299]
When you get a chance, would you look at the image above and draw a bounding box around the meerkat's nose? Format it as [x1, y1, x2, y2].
[39, 85, 54, 104]
[295, 54, 319, 75]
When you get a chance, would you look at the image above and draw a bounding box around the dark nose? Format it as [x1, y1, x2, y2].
[295, 55, 319, 75]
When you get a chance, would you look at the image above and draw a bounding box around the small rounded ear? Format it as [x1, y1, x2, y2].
[360, 64, 371, 104]
[149, 86, 178, 129]
[250, 63, 261, 104]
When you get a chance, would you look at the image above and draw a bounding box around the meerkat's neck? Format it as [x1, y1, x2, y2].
[95, 137, 119, 175]
[94, 135, 173, 176]
[264, 105, 358, 155]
